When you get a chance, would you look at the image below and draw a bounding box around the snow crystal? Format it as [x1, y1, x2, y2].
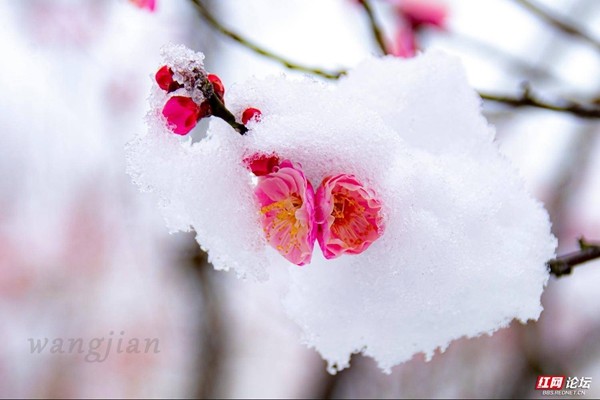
[127, 47, 556, 373]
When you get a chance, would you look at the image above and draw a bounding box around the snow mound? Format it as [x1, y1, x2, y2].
[127, 47, 556, 373]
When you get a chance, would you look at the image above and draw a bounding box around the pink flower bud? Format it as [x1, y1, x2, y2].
[162, 96, 204, 135]
[254, 160, 316, 266]
[242, 107, 262, 125]
[315, 174, 384, 259]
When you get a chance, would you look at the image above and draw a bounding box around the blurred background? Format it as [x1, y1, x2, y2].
[1, 0, 600, 398]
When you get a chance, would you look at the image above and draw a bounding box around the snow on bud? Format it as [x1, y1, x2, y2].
[242, 107, 262, 125]
[162, 96, 203, 135]
[254, 160, 316, 266]
[315, 174, 384, 259]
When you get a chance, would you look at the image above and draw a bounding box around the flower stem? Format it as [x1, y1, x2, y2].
[209, 94, 247, 135]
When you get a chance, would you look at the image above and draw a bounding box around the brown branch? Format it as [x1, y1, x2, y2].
[512, 0, 600, 52]
[479, 86, 600, 119]
[195, 68, 248, 134]
[190, 0, 345, 80]
[547, 238, 600, 277]
[208, 92, 248, 134]
[358, 0, 389, 55]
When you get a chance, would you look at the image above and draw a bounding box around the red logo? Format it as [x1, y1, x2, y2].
[536, 376, 566, 390]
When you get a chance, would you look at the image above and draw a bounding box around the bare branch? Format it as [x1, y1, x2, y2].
[512, 0, 600, 52]
[189, 0, 345, 80]
[547, 238, 600, 277]
[480, 86, 600, 119]
[358, 0, 389, 55]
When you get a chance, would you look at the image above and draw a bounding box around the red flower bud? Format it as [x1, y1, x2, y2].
[208, 74, 225, 101]
[243, 153, 280, 176]
[155, 65, 175, 91]
[242, 107, 262, 125]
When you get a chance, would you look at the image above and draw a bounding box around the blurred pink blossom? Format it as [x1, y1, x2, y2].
[391, 0, 447, 58]
[391, 25, 417, 58]
[397, 0, 447, 29]
[129, 0, 156, 12]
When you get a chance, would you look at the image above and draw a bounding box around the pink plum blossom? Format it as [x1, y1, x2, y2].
[397, 0, 447, 29]
[315, 174, 384, 259]
[254, 160, 316, 266]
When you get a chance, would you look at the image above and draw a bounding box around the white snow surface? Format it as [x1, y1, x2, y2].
[127, 47, 557, 373]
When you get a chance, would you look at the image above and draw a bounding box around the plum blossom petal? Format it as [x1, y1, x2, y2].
[315, 174, 384, 259]
[255, 160, 316, 266]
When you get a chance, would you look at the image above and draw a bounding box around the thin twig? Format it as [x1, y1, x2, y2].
[358, 0, 389, 55]
[190, 0, 345, 80]
[479, 86, 600, 119]
[547, 238, 600, 277]
[512, 0, 600, 52]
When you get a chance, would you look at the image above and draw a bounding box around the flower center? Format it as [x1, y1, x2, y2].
[330, 189, 375, 247]
[260, 194, 304, 252]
